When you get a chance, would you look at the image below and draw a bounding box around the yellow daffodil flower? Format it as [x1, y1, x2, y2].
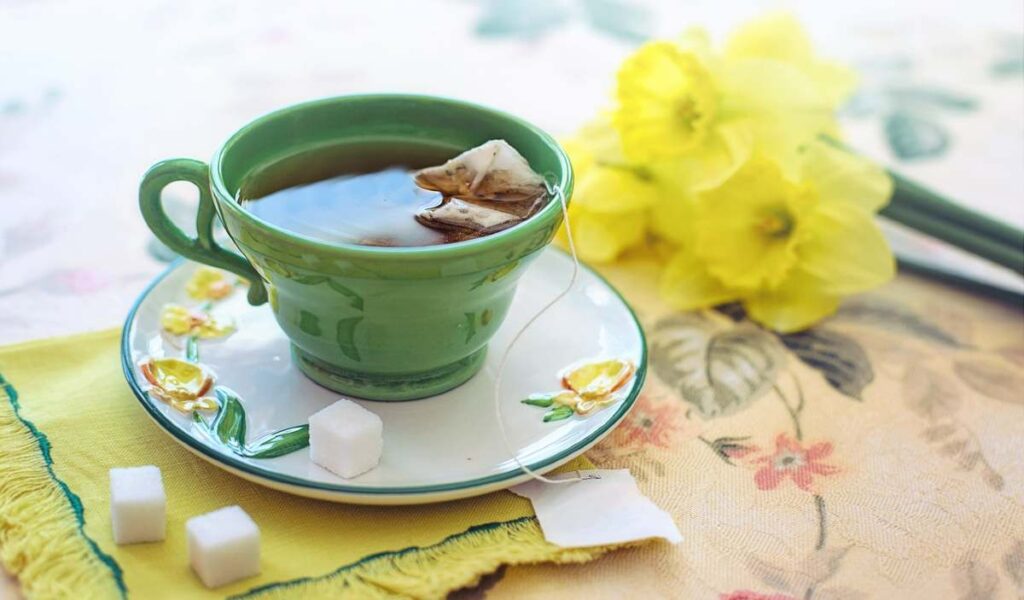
[695, 158, 816, 291]
[160, 304, 235, 339]
[612, 19, 846, 182]
[186, 267, 234, 301]
[660, 142, 894, 332]
[561, 12, 891, 332]
[614, 40, 718, 161]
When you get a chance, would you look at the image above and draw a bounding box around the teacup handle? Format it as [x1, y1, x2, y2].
[139, 158, 268, 305]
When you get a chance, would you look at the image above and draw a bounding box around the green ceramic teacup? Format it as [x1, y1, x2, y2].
[139, 95, 572, 401]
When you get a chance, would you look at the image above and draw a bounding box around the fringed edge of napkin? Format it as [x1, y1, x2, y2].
[0, 363, 618, 599]
[0, 373, 126, 599]
[232, 516, 611, 599]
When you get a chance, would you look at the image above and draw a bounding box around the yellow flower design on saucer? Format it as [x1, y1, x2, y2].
[562, 359, 636, 399]
[140, 357, 218, 412]
[523, 359, 635, 422]
[160, 304, 234, 339]
[186, 267, 235, 301]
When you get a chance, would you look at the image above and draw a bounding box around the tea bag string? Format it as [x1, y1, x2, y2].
[491, 180, 589, 485]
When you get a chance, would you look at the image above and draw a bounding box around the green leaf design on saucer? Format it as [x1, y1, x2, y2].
[194, 387, 310, 459]
[543, 406, 574, 422]
[522, 394, 555, 408]
[245, 426, 311, 459]
[212, 388, 247, 451]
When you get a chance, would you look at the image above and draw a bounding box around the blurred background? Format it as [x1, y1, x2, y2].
[1, 0, 1022, 342]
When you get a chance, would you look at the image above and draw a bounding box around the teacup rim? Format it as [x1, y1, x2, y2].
[209, 93, 573, 260]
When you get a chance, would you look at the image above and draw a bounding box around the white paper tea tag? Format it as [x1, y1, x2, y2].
[511, 469, 682, 548]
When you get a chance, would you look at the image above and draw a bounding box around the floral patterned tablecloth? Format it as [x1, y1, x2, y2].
[487, 255, 1024, 599]
[1, 0, 1021, 597]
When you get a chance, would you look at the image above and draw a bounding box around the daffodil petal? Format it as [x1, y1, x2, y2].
[743, 270, 841, 333]
[563, 205, 647, 263]
[726, 12, 813, 65]
[803, 141, 893, 212]
[573, 166, 660, 213]
[797, 202, 895, 295]
[756, 115, 840, 180]
[718, 58, 828, 115]
[717, 59, 836, 177]
[805, 62, 859, 107]
[648, 193, 695, 245]
[659, 247, 740, 310]
[725, 12, 856, 105]
[703, 119, 756, 187]
[677, 26, 714, 64]
[570, 114, 627, 167]
[561, 137, 596, 179]
[651, 119, 755, 193]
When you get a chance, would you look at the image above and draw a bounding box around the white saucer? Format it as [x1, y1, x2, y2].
[121, 248, 646, 505]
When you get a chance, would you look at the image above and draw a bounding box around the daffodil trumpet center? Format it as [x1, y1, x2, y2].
[613, 41, 717, 160]
[675, 96, 704, 135]
[756, 207, 794, 239]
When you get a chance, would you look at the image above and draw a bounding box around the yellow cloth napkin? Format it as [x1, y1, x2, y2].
[0, 329, 607, 599]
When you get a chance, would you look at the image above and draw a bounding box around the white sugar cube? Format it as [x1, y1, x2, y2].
[109, 466, 165, 545]
[186, 505, 260, 588]
[308, 399, 383, 478]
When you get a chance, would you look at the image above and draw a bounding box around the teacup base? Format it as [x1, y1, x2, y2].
[290, 345, 488, 401]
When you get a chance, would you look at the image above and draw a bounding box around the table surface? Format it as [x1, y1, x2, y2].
[1, 0, 1022, 597]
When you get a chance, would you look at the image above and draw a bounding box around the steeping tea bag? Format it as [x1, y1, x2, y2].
[415, 198, 523, 234]
[414, 140, 548, 235]
[415, 139, 547, 203]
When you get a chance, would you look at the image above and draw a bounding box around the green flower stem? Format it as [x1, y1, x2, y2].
[185, 335, 199, 363]
[897, 258, 1023, 305]
[886, 171, 1024, 250]
[881, 200, 1024, 275]
[826, 136, 1023, 274]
